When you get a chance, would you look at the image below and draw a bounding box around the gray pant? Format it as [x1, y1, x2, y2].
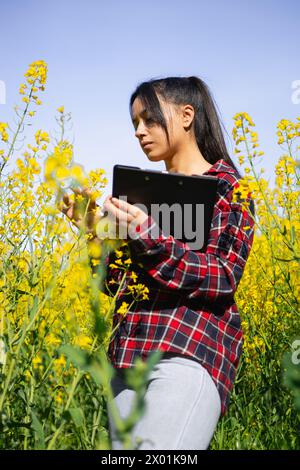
[107, 354, 221, 450]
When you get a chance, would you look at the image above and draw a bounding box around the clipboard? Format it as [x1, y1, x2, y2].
[112, 164, 218, 251]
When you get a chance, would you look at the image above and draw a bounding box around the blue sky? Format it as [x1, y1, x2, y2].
[0, 0, 299, 198]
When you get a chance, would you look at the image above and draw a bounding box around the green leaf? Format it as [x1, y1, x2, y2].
[31, 410, 45, 449]
[290, 224, 296, 244]
[16, 289, 33, 296]
[59, 344, 88, 369]
[29, 295, 39, 321]
[124, 350, 163, 390]
[86, 363, 101, 386]
[68, 407, 85, 428]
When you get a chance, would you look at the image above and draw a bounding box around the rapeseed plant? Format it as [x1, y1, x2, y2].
[0, 62, 299, 450]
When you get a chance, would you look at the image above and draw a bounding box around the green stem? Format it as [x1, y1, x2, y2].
[23, 370, 35, 449]
[0, 278, 55, 412]
[47, 370, 83, 450]
[0, 82, 36, 176]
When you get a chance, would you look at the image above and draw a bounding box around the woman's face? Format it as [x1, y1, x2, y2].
[131, 95, 186, 163]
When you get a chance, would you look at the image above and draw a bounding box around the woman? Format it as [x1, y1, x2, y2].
[60, 76, 255, 450]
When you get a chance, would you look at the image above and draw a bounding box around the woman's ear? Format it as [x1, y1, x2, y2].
[182, 104, 195, 130]
[182, 104, 195, 129]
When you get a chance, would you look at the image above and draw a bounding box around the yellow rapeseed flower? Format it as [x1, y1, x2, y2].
[0, 122, 9, 142]
[24, 60, 47, 86]
[35, 129, 50, 145]
[117, 301, 130, 316]
[73, 334, 92, 349]
[115, 249, 123, 258]
[130, 272, 138, 282]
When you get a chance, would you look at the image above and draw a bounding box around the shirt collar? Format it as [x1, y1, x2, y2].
[202, 158, 237, 175]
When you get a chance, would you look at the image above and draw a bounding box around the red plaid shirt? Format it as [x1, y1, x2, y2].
[103, 159, 255, 417]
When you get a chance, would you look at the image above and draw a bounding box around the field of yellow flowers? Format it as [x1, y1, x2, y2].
[0, 61, 299, 450]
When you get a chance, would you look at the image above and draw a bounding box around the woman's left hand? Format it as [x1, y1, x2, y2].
[102, 195, 149, 239]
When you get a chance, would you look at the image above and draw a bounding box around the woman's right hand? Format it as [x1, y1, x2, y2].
[58, 186, 111, 238]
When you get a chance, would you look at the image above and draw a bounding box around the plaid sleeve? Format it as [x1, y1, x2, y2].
[127, 182, 255, 303]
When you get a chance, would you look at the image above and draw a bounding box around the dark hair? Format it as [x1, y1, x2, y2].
[129, 76, 242, 179]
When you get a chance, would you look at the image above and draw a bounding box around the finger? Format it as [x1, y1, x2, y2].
[63, 193, 71, 206]
[111, 197, 139, 217]
[102, 194, 112, 207]
[81, 187, 94, 201]
[58, 194, 70, 212]
[70, 186, 82, 195]
[78, 187, 98, 206]
[103, 196, 116, 211]
[70, 186, 88, 201]
[104, 198, 135, 223]
[57, 200, 66, 213]
[60, 204, 70, 216]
